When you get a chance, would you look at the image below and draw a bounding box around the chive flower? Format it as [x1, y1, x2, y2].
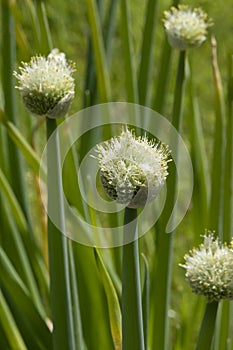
[14, 49, 75, 118]
[95, 128, 171, 208]
[180, 233, 233, 302]
[163, 5, 212, 50]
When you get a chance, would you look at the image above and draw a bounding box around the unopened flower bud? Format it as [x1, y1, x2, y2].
[14, 49, 75, 118]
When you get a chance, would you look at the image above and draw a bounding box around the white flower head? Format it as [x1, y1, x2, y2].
[163, 5, 212, 50]
[14, 49, 75, 118]
[180, 233, 233, 302]
[95, 128, 171, 208]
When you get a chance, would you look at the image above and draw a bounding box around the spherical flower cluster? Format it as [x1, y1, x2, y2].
[95, 128, 171, 208]
[14, 49, 75, 118]
[180, 233, 233, 302]
[163, 5, 212, 50]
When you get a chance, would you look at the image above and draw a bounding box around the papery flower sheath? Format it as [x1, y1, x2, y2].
[163, 5, 212, 50]
[14, 49, 75, 118]
[180, 233, 233, 302]
[95, 128, 171, 208]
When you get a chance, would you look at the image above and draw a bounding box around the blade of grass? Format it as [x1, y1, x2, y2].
[138, 0, 158, 106]
[94, 248, 122, 350]
[122, 207, 145, 350]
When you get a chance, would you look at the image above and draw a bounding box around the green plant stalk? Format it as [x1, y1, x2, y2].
[196, 301, 218, 350]
[141, 253, 149, 350]
[152, 0, 179, 113]
[151, 50, 186, 350]
[46, 118, 75, 350]
[208, 36, 226, 235]
[1, 0, 29, 219]
[68, 241, 85, 350]
[186, 62, 210, 232]
[120, 0, 138, 103]
[223, 53, 233, 238]
[138, 0, 158, 106]
[87, 0, 111, 102]
[122, 207, 144, 350]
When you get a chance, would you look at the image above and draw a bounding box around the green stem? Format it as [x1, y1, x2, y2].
[196, 301, 218, 350]
[152, 50, 186, 350]
[46, 118, 75, 350]
[122, 207, 145, 350]
[1, 0, 29, 220]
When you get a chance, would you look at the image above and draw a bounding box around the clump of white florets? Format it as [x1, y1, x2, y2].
[163, 5, 212, 50]
[95, 128, 171, 208]
[14, 49, 75, 118]
[180, 233, 233, 302]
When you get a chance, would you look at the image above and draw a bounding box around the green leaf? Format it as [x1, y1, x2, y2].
[86, 0, 111, 102]
[0, 247, 52, 350]
[138, 0, 158, 106]
[0, 167, 27, 232]
[0, 290, 27, 350]
[120, 0, 138, 103]
[0, 116, 46, 180]
[94, 248, 122, 350]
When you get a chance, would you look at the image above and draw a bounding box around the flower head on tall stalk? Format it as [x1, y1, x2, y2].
[163, 5, 212, 50]
[180, 233, 233, 302]
[95, 128, 171, 208]
[14, 49, 75, 118]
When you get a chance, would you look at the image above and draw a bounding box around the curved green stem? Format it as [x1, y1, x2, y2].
[122, 207, 145, 350]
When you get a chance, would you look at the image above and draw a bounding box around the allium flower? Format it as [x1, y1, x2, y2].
[95, 128, 171, 208]
[180, 233, 233, 302]
[163, 5, 212, 50]
[14, 49, 75, 118]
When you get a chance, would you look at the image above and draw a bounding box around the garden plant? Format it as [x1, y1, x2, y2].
[0, 0, 232, 349]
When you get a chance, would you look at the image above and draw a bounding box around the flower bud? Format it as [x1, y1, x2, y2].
[163, 5, 212, 50]
[14, 49, 75, 118]
[95, 128, 171, 208]
[180, 233, 233, 302]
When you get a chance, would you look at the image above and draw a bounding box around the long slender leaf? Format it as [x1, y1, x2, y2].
[95, 248, 122, 350]
[0, 290, 27, 350]
[120, 0, 138, 103]
[0, 247, 52, 350]
[86, 0, 111, 102]
[138, 0, 158, 106]
[0, 167, 27, 232]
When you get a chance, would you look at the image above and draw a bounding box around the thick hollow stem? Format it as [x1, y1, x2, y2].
[122, 207, 145, 350]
